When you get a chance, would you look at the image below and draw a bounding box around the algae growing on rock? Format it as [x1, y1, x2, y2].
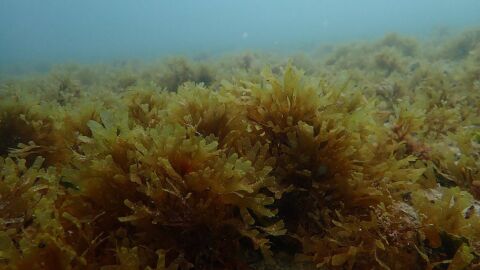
[1, 7, 480, 269]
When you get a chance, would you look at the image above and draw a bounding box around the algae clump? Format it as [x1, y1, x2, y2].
[1, 29, 480, 270]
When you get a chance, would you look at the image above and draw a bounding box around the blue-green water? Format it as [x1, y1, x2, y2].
[1, 0, 480, 73]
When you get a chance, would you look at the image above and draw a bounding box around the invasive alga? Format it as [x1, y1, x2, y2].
[1, 29, 480, 270]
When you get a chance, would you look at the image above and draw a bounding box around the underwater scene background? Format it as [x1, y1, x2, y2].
[1, 1, 480, 269]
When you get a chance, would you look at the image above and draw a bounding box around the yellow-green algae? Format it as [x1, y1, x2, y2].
[1, 29, 480, 270]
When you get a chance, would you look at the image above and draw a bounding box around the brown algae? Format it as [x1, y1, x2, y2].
[1, 29, 480, 269]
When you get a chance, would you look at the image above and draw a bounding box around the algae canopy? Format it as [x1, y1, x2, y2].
[1, 1, 480, 269]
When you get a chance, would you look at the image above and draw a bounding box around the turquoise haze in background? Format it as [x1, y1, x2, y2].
[1, 0, 480, 71]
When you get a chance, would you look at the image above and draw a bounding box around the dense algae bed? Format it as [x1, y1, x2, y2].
[1, 29, 480, 270]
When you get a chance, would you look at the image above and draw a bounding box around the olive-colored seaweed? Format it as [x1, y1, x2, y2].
[1, 28, 480, 270]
